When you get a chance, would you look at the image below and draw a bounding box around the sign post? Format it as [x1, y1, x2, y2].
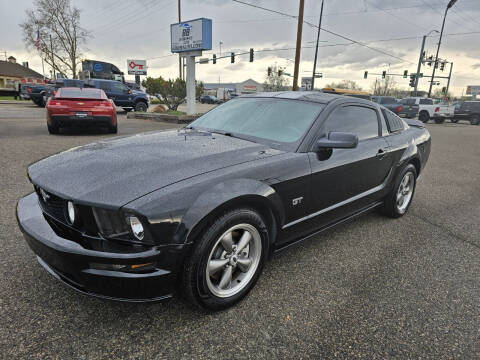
[171, 18, 212, 115]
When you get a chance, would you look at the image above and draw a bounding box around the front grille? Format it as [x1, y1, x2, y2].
[35, 187, 67, 223]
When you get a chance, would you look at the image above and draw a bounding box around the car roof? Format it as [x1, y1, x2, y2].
[241, 91, 350, 104]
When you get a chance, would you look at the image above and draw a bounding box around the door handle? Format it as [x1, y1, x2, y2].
[376, 148, 389, 159]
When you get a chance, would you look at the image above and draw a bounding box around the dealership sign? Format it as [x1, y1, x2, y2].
[466, 85, 480, 95]
[127, 59, 147, 75]
[170, 18, 212, 53]
[301, 77, 312, 91]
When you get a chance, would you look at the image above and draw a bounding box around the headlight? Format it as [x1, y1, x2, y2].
[67, 201, 76, 224]
[128, 216, 144, 241]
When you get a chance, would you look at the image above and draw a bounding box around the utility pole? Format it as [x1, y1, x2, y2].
[311, 0, 324, 90]
[178, 0, 182, 80]
[292, 0, 305, 91]
[428, 0, 457, 97]
[414, 36, 426, 96]
[445, 62, 453, 99]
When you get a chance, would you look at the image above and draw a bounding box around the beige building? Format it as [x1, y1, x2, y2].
[0, 56, 46, 95]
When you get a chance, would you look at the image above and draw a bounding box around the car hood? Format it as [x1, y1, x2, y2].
[28, 130, 282, 208]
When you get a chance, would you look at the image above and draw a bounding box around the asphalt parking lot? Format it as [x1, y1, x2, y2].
[0, 102, 479, 359]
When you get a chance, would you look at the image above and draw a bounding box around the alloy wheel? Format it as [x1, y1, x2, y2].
[206, 223, 262, 298]
[396, 172, 414, 214]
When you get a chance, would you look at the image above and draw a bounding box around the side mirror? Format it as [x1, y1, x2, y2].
[316, 132, 358, 150]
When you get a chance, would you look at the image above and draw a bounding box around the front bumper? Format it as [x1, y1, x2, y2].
[17, 193, 188, 302]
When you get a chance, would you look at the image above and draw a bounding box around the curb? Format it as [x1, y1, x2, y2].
[126, 112, 200, 124]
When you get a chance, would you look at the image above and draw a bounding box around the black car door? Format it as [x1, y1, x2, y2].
[306, 104, 394, 229]
[110, 82, 131, 107]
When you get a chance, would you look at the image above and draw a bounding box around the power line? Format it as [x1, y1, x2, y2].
[365, 0, 429, 32]
[231, 0, 416, 65]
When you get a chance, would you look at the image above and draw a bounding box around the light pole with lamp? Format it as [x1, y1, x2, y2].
[428, 0, 458, 98]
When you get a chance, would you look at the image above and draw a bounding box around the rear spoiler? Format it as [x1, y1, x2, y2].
[405, 118, 424, 128]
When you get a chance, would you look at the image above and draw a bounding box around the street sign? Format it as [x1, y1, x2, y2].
[127, 59, 147, 75]
[314, 73, 323, 78]
[199, 58, 209, 64]
[301, 77, 312, 91]
[466, 85, 480, 95]
[170, 18, 212, 53]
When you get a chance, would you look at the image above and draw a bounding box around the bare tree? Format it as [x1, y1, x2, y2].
[371, 76, 400, 96]
[325, 80, 363, 91]
[263, 65, 290, 92]
[20, 0, 89, 78]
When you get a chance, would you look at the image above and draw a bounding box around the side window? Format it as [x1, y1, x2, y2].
[407, 99, 416, 105]
[98, 81, 110, 92]
[112, 82, 127, 93]
[420, 98, 433, 105]
[323, 106, 379, 141]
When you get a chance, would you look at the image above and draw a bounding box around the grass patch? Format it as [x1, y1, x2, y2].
[167, 110, 186, 115]
[0, 96, 17, 100]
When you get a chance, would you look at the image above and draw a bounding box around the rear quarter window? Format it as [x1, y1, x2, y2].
[381, 108, 405, 133]
[420, 98, 433, 105]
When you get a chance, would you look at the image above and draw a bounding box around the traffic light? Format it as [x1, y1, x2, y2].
[409, 74, 416, 87]
[231, 52, 235, 63]
[382, 71, 386, 79]
[213, 54, 216, 64]
[267, 67, 272, 76]
[249, 48, 254, 62]
[278, 69, 283, 76]
[435, 60, 439, 69]
[441, 86, 447, 95]
[364, 71, 368, 79]
[427, 55, 433, 66]
[440, 61, 445, 71]
[403, 70, 408, 78]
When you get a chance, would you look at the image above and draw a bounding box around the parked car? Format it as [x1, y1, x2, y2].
[397, 98, 419, 118]
[17, 92, 430, 310]
[452, 101, 480, 125]
[85, 79, 149, 112]
[45, 87, 117, 134]
[370, 96, 407, 116]
[19, 84, 31, 100]
[200, 95, 221, 104]
[26, 84, 48, 106]
[43, 79, 85, 103]
[403, 97, 454, 123]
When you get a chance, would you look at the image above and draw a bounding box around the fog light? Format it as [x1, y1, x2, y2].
[129, 216, 144, 241]
[67, 201, 76, 224]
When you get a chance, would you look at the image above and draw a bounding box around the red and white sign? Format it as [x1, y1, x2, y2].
[127, 59, 147, 75]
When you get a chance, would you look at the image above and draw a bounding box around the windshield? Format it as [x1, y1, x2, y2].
[190, 98, 323, 145]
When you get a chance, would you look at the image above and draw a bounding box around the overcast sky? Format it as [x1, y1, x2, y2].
[1, 0, 480, 95]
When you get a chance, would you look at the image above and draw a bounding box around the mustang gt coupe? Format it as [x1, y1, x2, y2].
[17, 92, 431, 310]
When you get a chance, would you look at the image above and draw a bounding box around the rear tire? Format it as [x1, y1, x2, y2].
[182, 208, 268, 311]
[109, 124, 118, 134]
[434, 117, 445, 124]
[381, 164, 417, 218]
[470, 115, 480, 125]
[47, 124, 59, 134]
[451, 118, 459, 123]
[419, 111, 429, 123]
[134, 101, 148, 112]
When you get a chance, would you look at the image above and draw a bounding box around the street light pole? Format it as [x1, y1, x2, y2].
[428, 0, 457, 98]
[292, 0, 305, 91]
[311, 0, 324, 90]
[445, 62, 453, 99]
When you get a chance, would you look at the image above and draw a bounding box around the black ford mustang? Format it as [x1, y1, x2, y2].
[17, 92, 431, 310]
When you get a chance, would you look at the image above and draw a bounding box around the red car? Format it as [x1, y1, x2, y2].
[46, 87, 117, 134]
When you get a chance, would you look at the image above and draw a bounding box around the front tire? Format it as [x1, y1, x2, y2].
[381, 164, 417, 218]
[134, 101, 148, 112]
[182, 208, 268, 311]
